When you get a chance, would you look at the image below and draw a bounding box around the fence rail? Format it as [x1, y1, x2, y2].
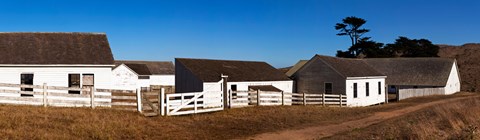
[230, 90, 292, 108]
[291, 93, 346, 106]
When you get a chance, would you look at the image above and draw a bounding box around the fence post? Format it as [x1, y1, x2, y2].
[90, 86, 95, 109]
[257, 89, 261, 106]
[339, 94, 343, 107]
[43, 83, 47, 107]
[281, 91, 285, 106]
[228, 89, 232, 108]
[303, 92, 306, 106]
[160, 88, 165, 116]
[137, 88, 142, 113]
[322, 92, 325, 107]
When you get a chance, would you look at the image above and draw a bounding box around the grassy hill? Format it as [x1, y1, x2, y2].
[438, 43, 480, 92]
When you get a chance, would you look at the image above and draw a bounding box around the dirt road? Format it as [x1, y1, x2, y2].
[246, 95, 475, 140]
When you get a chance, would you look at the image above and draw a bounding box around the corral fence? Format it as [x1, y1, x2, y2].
[0, 83, 138, 109]
[291, 93, 347, 107]
[398, 87, 445, 101]
[229, 90, 292, 108]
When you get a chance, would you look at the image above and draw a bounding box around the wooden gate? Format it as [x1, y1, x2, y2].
[162, 91, 223, 116]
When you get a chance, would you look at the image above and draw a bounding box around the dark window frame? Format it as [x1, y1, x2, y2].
[378, 82, 382, 95]
[324, 82, 333, 94]
[20, 73, 34, 97]
[68, 74, 81, 94]
[353, 83, 358, 98]
[366, 82, 369, 97]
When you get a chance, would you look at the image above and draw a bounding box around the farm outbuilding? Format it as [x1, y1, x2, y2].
[113, 60, 175, 92]
[292, 55, 387, 107]
[364, 58, 461, 100]
[0, 32, 114, 105]
[175, 58, 293, 93]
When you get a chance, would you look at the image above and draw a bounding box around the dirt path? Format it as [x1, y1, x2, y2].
[246, 96, 475, 140]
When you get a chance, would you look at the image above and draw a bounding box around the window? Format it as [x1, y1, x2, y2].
[353, 83, 357, 98]
[324, 83, 332, 94]
[366, 82, 369, 97]
[378, 82, 382, 95]
[68, 74, 81, 94]
[82, 74, 94, 86]
[20, 74, 34, 97]
[231, 85, 237, 91]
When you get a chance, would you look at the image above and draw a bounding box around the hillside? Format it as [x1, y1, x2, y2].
[438, 43, 480, 92]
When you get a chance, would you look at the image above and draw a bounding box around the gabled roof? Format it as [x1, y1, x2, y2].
[285, 60, 308, 77]
[363, 58, 455, 86]
[176, 58, 291, 82]
[313, 55, 385, 78]
[0, 32, 114, 65]
[123, 63, 151, 75]
[248, 85, 282, 92]
[115, 60, 175, 75]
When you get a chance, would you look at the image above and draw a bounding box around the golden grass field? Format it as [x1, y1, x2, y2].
[0, 92, 477, 139]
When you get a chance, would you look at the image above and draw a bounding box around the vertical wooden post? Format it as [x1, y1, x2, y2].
[43, 83, 47, 107]
[257, 89, 261, 106]
[221, 75, 228, 109]
[281, 91, 285, 106]
[385, 85, 388, 104]
[194, 94, 198, 113]
[339, 94, 343, 107]
[303, 92, 306, 106]
[228, 89, 232, 108]
[160, 88, 165, 116]
[90, 86, 95, 109]
[136, 88, 142, 112]
[322, 92, 325, 107]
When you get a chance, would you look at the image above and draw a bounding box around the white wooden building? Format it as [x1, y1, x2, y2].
[0, 32, 114, 100]
[292, 55, 387, 107]
[113, 60, 175, 91]
[175, 58, 293, 93]
[364, 58, 461, 100]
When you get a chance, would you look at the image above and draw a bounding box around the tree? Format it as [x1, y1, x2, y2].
[335, 16, 370, 47]
[384, 37, 439, 57]
[336, 37, 386, 58]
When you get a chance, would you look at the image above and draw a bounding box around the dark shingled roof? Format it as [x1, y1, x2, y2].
[0, 32, 114, 65]
[363, 58, 455, 86]
[314, 55, 385, 77]
[176, 58, 291, 82]
[286, 60, 308, 77]
[123, 63, 151, 75]
[248, 85, 282, 92]
[115, 60, 175, 75]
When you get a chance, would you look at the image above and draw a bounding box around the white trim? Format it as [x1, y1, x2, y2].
[347, 76, 387, 80]
[0, 64, 114, 67]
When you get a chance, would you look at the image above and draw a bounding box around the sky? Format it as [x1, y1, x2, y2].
[0, 0, 478, 68]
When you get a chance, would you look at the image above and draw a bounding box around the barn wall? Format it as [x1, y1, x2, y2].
[150, 75, 175, 86]
[203, 80, 293, 93]
[0, 66, 112, 98]
[112, 64, 138, 90]
[444, 61, 461, 95]
[175, 60, 203, 93]
[293, 57, 345, 94]
[345, 78, 385, 107]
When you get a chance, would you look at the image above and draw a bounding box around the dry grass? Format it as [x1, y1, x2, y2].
[324, 93, 480, 140]
[0, 93, 475, 139]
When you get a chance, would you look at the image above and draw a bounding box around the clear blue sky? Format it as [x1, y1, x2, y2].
[0, 0, 478, 67]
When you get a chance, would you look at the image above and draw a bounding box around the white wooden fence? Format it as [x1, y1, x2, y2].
[229, 90, 292, 108]
[291, 93, 347, 107]
[398, 87, 445, 100]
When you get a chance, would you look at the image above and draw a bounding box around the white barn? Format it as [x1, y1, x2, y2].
[0, 32, 114, 97]
[292, 55, 387, 107]
[113, 61, 175, 91]
[364, 58, 461, 100]
[175, 58, 293, 93]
